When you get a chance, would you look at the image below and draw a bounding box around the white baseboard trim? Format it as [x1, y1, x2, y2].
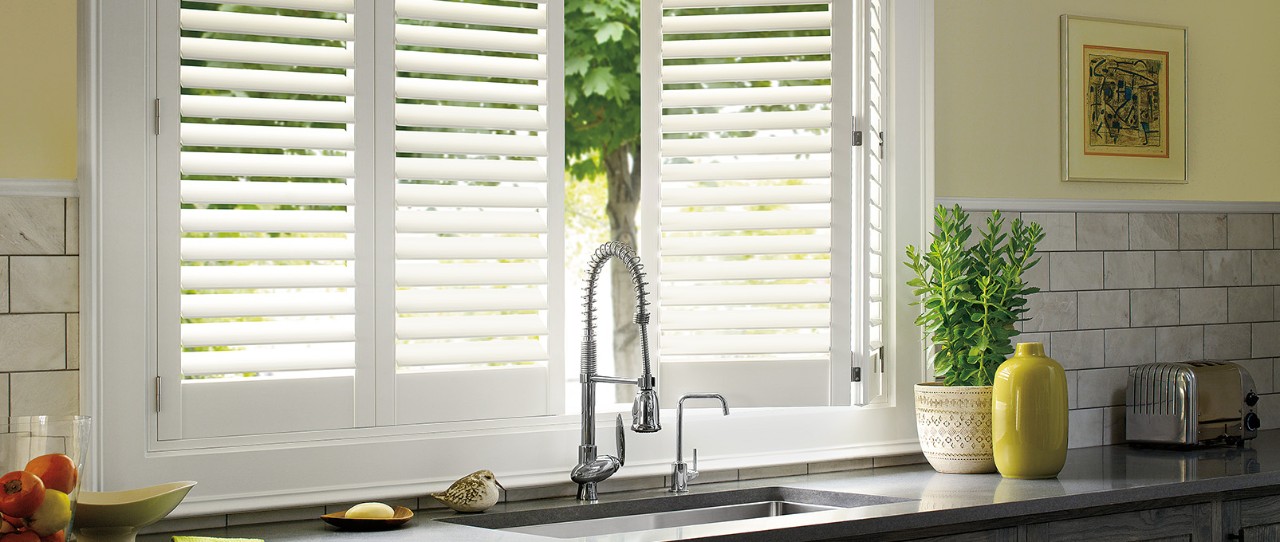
[0, 179, 78, 198]
[937, 197, 1280, 214]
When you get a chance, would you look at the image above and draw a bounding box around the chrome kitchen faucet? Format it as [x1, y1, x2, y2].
[669, 393, 730, 493]
[571, 242, 661, 502]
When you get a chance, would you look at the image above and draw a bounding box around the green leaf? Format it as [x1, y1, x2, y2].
[581, 67, 617, 97]
[594, 21, 626, 43]
[565, 55, 591, 77]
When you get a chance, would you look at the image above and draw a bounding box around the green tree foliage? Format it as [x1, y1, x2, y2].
[565, 0, 640, 179]
[904, 206, 1045, 387]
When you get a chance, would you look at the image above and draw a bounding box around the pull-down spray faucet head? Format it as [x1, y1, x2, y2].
[632, 388, 661, 433]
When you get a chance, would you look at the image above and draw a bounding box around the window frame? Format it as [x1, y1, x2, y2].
[80, 0, 934, 515]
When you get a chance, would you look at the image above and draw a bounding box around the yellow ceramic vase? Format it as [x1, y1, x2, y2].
[992, 342, 1068, 479]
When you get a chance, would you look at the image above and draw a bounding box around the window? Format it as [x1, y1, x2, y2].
[158, 0, 564, 440]
[87, 0, 931, 512]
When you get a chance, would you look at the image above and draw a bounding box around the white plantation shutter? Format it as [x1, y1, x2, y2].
[644, 0, 858, 407]
[392, 0, 563, 425]
[854, 0, 887, 406]
[157, 0, 562, 440]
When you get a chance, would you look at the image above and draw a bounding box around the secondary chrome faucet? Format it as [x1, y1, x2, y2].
[669, 393, 730, 493]
[571, 242, 661, 502]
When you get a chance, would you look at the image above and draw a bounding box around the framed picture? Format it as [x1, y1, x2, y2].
[1061, 16, 1187, 183]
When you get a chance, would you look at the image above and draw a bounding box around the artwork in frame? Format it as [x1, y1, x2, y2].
[1062, 16, 1187, 183]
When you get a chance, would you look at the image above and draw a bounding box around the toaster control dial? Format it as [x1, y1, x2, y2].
[1246, 391, 1260, 407]
[1245, 413, 1261, 432]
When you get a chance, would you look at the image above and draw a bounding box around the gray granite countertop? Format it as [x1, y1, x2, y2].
[141, 431, 1280, 541]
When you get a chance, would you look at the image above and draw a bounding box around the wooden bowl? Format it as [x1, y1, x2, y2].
[320, 506, 414, 531]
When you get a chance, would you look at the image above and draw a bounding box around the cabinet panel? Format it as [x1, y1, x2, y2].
[905, 528, 1017, 542]
[1242, 525, 1280, 542]
[1024, 504, 1211, 542]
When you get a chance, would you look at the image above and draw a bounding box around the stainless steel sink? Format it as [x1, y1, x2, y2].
[441, 486, 908, 539]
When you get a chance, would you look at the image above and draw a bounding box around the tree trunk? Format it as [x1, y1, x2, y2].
[604, 143, 642, 402]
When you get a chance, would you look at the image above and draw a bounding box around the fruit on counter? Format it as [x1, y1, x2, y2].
[22, 456, 75, 495]
[345, 502, 395, 519]
[0, 473, 44, 518]
[0, 531, 38, 542]
[24, 491, 68, 537]
[37, 530, 61, 542]
[0, 515, 22, 532]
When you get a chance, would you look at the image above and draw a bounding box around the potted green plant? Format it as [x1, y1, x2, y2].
[904, 205, 1044, 474]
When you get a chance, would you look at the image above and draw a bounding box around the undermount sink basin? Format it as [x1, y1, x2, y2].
[441, 486, 907, 539]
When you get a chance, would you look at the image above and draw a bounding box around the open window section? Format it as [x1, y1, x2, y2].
[392, 0, 564, 424]
[649, 0, 857, 407]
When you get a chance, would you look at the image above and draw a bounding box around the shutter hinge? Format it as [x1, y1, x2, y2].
[878, 131, 885, 154]
[853, 346, 886, 382]
[155, 376, 162, 413]
[853, 130, 863, 147]
[153, 98, 161, 136]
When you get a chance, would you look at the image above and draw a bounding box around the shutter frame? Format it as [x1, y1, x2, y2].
[158, 0, 564, 439]
[645, 0, 856, 407]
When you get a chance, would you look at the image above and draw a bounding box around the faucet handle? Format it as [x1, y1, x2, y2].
[615, 414, 626, 467]
[689, 449, 699, 482]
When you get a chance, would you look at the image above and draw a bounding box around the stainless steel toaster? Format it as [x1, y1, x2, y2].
[1125, 361, 1261, 446]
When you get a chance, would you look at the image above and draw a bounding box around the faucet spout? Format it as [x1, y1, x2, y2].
[670, 393, 730, 494]
[574, 242, 660, 502]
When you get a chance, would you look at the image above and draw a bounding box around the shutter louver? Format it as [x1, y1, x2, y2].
[650, 0, 854, 407]
[161, 0, 361, 439]
[391, 0, 562, 424]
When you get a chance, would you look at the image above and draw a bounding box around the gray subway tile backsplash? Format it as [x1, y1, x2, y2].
[1253, 322, 1280, 358]
[1077, 213, 1129, 251]
[1103, 251, 1155, 289]
[1178, 287, 1227, 325]
[1129, 213, 1179, 250]
[1048, 330, 1103, 370]
[1023, 212, 1076, 252]
[1050, 252, 1103, 291]
[1204, 323, 1252, 360]
[1228, 214, 1273, 250]
[0, 197, 80, 422]
[1228, 286, 1274, 323]
[1103, 327, 1156, 367]
[1205, 250, 1251, 287]
[1024, 291, 1078, 332]
[1155, 325, 1205, 363]
[1076, 367, 1130, 408]
[1077, 290, 1130, 329]
[1008, 209, 1280, 449]
[1252, 250, 1280, 285]
[1155, 250, 1204, 288]
[1130, 288, 1179, 327]
[1179, 213, 1227, 250]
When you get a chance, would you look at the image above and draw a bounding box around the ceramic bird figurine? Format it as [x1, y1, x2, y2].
[431, 469, 505, 513]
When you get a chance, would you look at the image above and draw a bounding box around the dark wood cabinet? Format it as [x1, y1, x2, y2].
[1023, 503, 1213, 542]
[1225, 494, 1280, 541]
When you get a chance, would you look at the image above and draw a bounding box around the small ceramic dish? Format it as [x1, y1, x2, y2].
[74, 481, 198, 542]
[321, 506, 414, 531]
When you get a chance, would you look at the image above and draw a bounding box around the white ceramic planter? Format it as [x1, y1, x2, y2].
[914, 383, 996, 474]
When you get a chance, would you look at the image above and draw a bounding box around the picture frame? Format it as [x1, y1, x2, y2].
[1061, 16, 1187, 183]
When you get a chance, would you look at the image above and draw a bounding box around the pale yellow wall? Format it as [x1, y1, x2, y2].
[935, 0, 1280, 202]
[0, 0, 77, 180]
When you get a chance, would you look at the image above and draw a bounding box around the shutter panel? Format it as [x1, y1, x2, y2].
[159, 0, 362, 439]
[392, 0, 563, 424]
[854, 0, 888, 406]
[646, 0, 855, 407]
